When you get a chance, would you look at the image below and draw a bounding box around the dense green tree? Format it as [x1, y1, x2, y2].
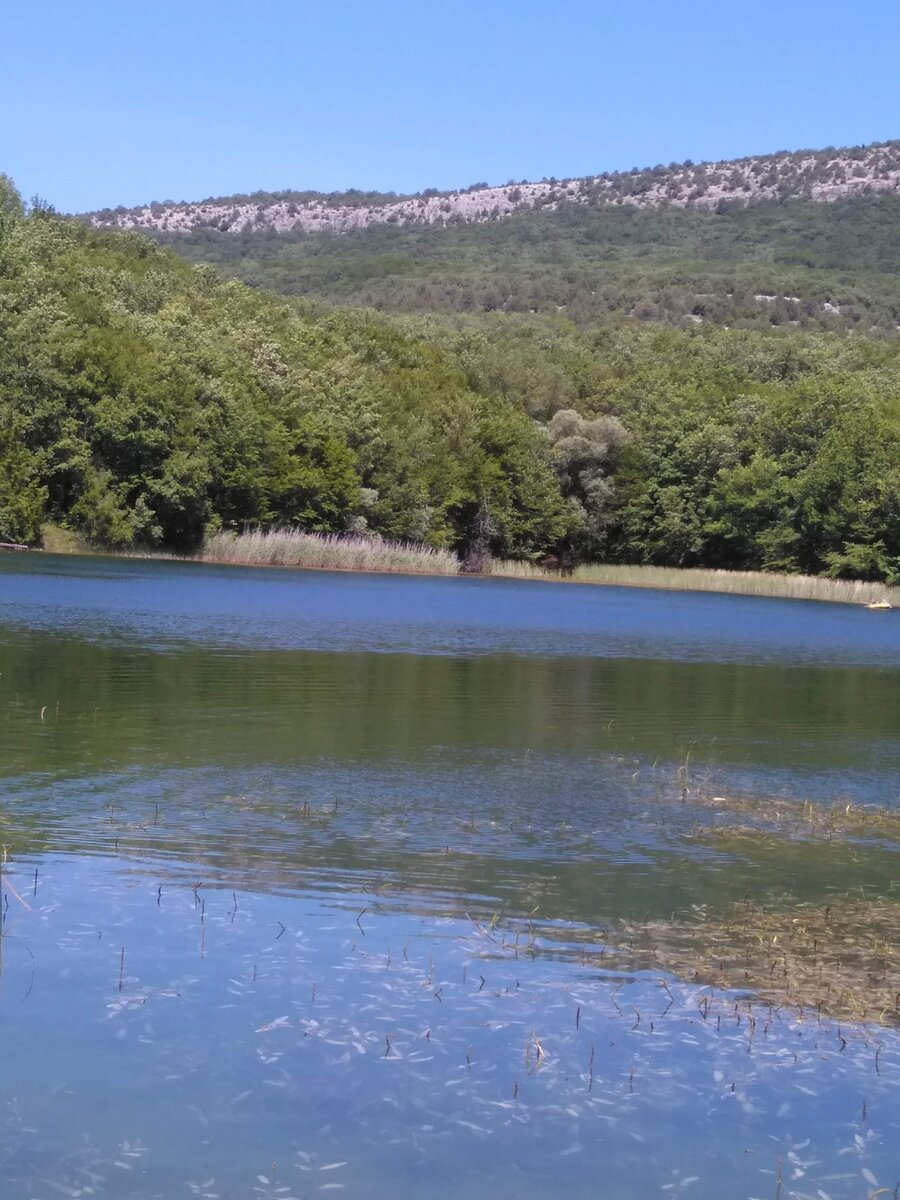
[0, 414, 46, 544]
[547, 409, 629, 559]
[2, 172, 899, 581]
[0, 186, 576, 561]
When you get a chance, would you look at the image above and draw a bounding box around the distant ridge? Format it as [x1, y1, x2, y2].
[86, 140, 900, 236]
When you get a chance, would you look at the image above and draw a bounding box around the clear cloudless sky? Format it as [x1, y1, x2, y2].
[3, 0, 900, 212]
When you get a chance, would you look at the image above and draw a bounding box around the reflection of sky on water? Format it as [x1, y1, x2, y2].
[3, 552, 900, 665]
[2, 852, 898, 1200]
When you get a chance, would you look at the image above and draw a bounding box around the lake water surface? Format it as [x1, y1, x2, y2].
[1, 554, 898, 1199]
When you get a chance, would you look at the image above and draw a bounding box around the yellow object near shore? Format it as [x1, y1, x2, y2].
[865, 598, 893, 610]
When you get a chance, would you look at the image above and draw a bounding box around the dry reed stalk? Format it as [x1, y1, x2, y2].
[488, 559, 899, 606]
[201, 529, 460, 576]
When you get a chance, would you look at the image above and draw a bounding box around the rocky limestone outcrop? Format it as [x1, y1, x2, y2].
[85, 141, 900, 236]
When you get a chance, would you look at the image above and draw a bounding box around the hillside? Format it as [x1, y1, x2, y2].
[149, 193, 900, 335]
[84, 141, 900, 337]
[4, 172, 900, 582]
[87, 140, 900, 235]
[0, 176, 570, 560]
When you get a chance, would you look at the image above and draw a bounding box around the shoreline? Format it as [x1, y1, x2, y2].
[22, 532, 899, 608]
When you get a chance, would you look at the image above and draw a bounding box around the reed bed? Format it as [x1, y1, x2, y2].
[489, 559, 899, 605]
[39, 520, 898, 604]
[200, 529, 461, 576]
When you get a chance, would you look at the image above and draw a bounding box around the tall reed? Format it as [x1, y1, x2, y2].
[49, 523, 899, 605]
[201, 529, 460, 576]
[488, 560, 899, 606]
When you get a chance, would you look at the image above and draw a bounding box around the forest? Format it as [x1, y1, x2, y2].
[2, 173, 899, 582]
[154, 192, 900, 335]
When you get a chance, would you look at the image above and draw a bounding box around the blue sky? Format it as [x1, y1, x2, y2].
[4, 0, 900, 212]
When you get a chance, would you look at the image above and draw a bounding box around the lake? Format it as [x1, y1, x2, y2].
[1, 553, 898, 1199]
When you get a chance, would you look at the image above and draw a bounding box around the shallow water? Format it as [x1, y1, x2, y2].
[1, 554, 899, 1198]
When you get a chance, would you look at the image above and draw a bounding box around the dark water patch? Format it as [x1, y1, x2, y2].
[3, 552, 900, 665]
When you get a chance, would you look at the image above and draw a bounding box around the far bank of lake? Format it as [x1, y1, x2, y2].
[32, 524, 900, 607]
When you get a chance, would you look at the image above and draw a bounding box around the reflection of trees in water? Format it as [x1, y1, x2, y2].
[1, 633, 895, 781]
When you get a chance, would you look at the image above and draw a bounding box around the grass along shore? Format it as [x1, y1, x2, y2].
[487, 559, 900, 605]
[33, 525, 900, 605]
[200, 529, 459, 575]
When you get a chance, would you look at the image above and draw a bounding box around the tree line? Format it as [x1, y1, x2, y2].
[2, 176, 898, 582]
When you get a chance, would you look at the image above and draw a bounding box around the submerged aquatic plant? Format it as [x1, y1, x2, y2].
[687, 790, 900, 844]
[621, 894, 900, 1025]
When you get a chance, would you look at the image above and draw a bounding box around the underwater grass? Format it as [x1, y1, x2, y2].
[460, 787, 900, 1026]
[651, 792, 900, 1022]
[621, 894, 900, 1025]
[687, 790, 900, 844]
[493, 884, 900, 1026]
